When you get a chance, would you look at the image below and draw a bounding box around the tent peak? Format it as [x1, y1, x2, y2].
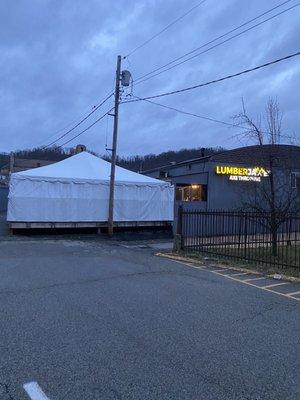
[13, 150, 169, 186]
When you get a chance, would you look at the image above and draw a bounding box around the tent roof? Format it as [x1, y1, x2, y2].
[13, 152, 167, 185]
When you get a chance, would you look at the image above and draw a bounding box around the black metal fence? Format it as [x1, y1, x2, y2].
[177, 208, 300, 270]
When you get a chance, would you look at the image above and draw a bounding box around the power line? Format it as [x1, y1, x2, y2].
[130, 95, 239, 127]
[58, 107, 114, 148]
[129, 96, 298, 141]
[124, 0, 208, 58]
[35, 107, 92, 147]
[42, 92, 114, 148]
[134, 1, 299, 85]
[122, 51, 300, 103]
[133, 0, 298, 85]
[43, 92, 113, 148]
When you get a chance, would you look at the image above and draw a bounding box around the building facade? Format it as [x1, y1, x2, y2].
[0, 155, 57, 211]
[143, 145, 300, 216]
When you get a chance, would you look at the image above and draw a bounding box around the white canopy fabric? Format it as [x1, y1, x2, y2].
[7, 152, 174, 223]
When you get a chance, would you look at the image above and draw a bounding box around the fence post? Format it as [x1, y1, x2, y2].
[243, 213, 248, 259]
[174, 205, 183, 252]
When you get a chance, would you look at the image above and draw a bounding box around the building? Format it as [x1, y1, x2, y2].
[143, 144, 300, 213]
[0, 155, 56, 182]
[0, 155, 57, 211]
[0, 145, 83, 186]
[0, 155, 56, 186]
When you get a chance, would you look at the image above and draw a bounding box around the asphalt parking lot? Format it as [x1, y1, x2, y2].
[0, 212, 8, 236]
[0, 236, 299, 400]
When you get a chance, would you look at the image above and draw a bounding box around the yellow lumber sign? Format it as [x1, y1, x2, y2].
[215, 166, 269, 182]
[215, 166, 269, 177]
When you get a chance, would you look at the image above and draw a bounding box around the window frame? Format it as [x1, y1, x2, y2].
[291, 172, 300, 189]
[175, 183, 207, 202]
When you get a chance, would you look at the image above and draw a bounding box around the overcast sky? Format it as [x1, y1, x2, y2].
[0, 0, 299, 156]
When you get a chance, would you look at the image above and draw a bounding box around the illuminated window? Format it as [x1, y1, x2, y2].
[175, 184, 207, 202]
[159, 170, 167, 178]
[291, 172, 300, 188]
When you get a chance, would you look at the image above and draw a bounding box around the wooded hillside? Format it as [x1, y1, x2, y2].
[0, 146, 225, 172]
[113, 147, 225, 171]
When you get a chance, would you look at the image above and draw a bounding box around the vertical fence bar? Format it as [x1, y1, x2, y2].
[177, 205, 183, 250]
[176, 209, 299, 271]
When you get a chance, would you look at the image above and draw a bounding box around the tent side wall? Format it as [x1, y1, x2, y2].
[7, 176, 174, 223]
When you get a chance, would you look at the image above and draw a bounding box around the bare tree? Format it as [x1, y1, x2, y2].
[233, 98, 299, 256]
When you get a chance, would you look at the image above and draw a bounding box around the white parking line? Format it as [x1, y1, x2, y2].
[210, 270, 300, 300]
[211, 268, 229, 273]
[286, 290, 300, 297]
[157, 253, 300, 301]
[263, 282, 290, 289]
[244, 277, 266, 282]
[23, 382, 51, 400]
[172, 259, 205, 269]
[228, 272, 250, 277]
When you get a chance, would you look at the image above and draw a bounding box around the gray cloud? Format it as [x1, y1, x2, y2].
[0, 0, 299, 155]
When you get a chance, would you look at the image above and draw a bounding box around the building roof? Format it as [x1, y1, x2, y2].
[210, 144, 300, 167]
[0, 157, 56, 175]
[13, 158, 55, 168]
[142, 156, 210, 173]
[143, 144, 300, 173]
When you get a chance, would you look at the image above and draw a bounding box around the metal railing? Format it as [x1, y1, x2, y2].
[177, 207, 300, 270]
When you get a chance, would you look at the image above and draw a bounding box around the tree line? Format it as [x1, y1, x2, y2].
[1, 146, 225, 172]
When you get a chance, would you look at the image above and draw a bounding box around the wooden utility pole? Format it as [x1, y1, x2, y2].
[108, 55, 122, 236]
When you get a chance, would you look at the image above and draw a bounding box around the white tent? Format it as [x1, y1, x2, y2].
[7, 152, 174, 224]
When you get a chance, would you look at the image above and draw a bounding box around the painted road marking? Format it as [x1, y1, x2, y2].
[263, 282, 290, 289]
[210, 270, 300, 301]
[286, 290, 300, 297]
[162, 256, 300, 301]
[23, 382, 51, 400]
[228, 272, 251, 277]
[211, 268, 229, 273]
[244, 277, 266, 282]
[157, 253, 300, 301]
[172, 259, 205, 270]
